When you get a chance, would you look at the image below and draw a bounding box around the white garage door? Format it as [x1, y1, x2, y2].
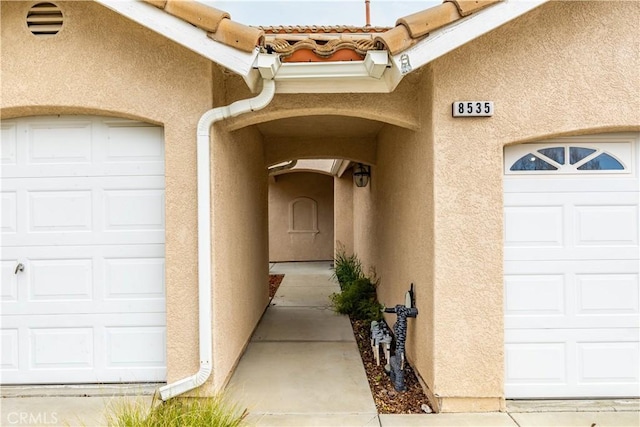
[504, 133, 639, 398]
[1, 116, 166, 384]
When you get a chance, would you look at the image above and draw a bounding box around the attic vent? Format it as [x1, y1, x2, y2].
[27, 3, 63, 36]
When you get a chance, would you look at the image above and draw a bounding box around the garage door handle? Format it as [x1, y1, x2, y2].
[14, 263, 24, 274]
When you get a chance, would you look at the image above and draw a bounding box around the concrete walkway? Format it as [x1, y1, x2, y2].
[227, 261, 379, 426]
[1, 261, 638, 426]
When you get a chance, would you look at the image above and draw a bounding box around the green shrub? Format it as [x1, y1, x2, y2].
[332, 247, 363, 289]
[331, 277, 383, 322]
[107, 392, 248, 427]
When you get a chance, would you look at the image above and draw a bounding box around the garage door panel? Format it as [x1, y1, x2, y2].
[0, 329, 19, 370]
[576, 274, 639, 315]
[106, 326, 166, 368]
[1, 122, 18, 165]
[505, 274, 565, 317]
[505, 193, 638, 261]
[1, 313, 166, 384]
[1, 117, 164, 178]
[29, 258, 93, 301]
[505, 341, 568, 386]
[104, 189, 165, 231]
[1, 245, 165, 316]
[506, 269, 638, 329]
[1, 177, 165, 247]
[0, 116, 166, 385]
[105, 257, 165, 300]
[578, 342, 639, 384]
[1, 191, 17, 233]
[105, 124, 164, 163]
[30, 327, 95, 369]
[27, 121, 93, 165]
[574, 204, 638, 247]
[1, 260, 19, 302]
[506, 328, 639, 397]
[29, 190, 93, 233]
[504, 206, 564, 248]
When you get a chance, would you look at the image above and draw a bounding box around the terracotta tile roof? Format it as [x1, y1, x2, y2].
[261, 27, 387, 62]
[375, 0, 502, 55]
[259, 25, 390, 35]
[142, 0, 263, 52]
[143, 0, 502, 59]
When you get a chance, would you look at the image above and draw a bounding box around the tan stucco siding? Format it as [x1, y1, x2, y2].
[426, 0, 639, 411]
[368, 120, 436, 398]
[333, 171, 355, 256]
[1, 0, 212, 386]
[211, 125, 269, 389]
[268, 172, 334, 262]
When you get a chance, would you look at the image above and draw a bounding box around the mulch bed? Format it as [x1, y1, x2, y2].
[267, 273, 430, 413]
[268, 274, 284, 298]
[351, 318, 432, 414]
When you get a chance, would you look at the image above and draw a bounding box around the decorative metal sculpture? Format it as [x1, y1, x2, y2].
[383, 284, 418, 392]
[370, 320, 392, 367]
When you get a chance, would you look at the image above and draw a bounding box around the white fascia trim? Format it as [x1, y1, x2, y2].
[273, 62, 391, 93]
[95, 0, 259, 87]
[388, 0, 549, 89]
[262, 51, 393, 93]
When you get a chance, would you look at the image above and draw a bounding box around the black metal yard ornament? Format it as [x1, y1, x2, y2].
[383, 284, 418, 392]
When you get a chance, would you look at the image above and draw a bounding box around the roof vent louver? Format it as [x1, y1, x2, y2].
[27, 3, 63, 36]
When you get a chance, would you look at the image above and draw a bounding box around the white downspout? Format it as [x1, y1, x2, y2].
[159, 79, 276, 401]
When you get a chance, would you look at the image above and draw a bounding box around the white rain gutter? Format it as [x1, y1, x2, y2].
[159, 78, 276, 401]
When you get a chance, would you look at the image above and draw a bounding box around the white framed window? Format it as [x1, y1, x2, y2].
[504, 133, 636, 175]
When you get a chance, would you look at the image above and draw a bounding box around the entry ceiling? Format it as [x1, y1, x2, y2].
[256, 115, 384, 139]
[259, 115, 382, 176]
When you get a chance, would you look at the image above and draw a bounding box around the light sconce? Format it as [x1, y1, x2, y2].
[353, 163, 371, 188]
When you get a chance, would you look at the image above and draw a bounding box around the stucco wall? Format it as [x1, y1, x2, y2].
[333, 171, 354, 256]
[0, 0, 213, 386]
[268, 172, 334, 262]
[426, 0, 638, 412]
[211, 125, 269, 390]
[366, 108, 436, 401]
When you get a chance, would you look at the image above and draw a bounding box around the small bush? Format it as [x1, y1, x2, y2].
[331, 277, 383, 322]
[107, 392, 247, 427]
[332, 246, 363, 290]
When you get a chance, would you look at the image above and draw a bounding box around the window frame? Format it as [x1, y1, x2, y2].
[504, 134, 635, 175]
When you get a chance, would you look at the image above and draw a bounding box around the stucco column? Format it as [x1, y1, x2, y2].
[430, 138, 504, 412]
[333, 171, 354, 256]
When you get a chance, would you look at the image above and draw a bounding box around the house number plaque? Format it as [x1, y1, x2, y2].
[452, 101, 494, 117]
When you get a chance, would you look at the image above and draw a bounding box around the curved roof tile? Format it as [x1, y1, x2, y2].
[447, 0, 501, 17]
[259, 25, 390, 35]
[142, 0, 262, 52]
[265, 37, 377, 60]
[376, 0, 501, 55]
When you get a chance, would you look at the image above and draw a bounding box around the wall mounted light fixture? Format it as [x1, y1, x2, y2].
[353, 163, 371, 187]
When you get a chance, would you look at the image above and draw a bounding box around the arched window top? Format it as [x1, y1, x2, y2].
[506, 141, 631, 174]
